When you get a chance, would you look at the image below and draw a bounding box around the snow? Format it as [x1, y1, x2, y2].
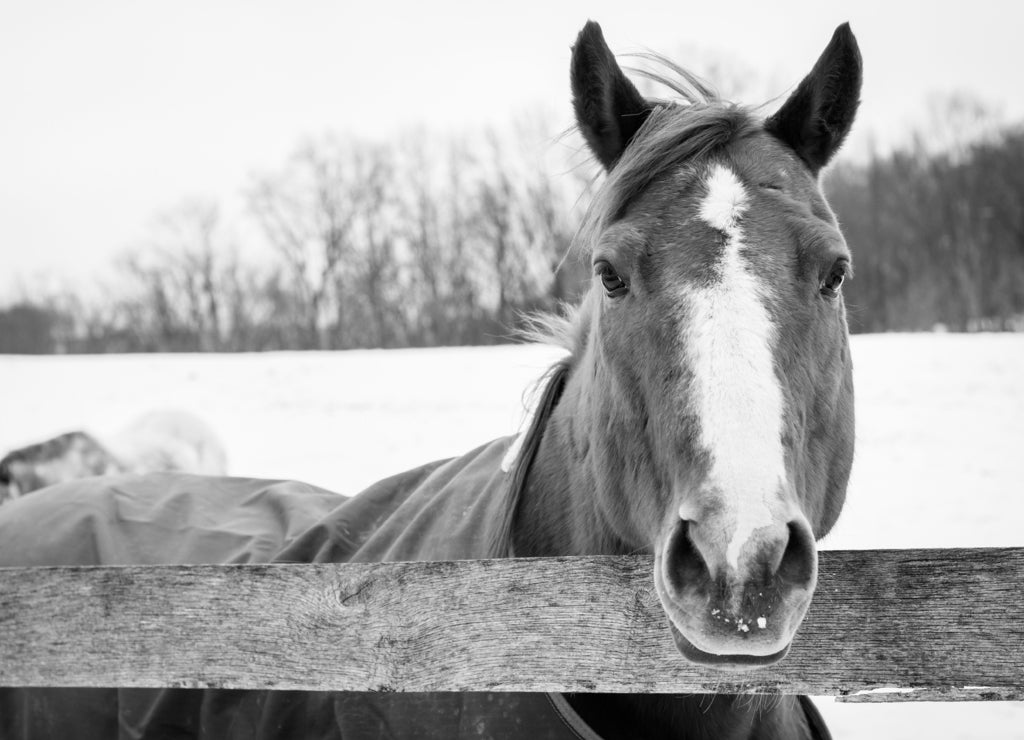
[1, 333, 1022, 738]
[0, 345, 563, 496]
[852, 687, 917, 695]
[823, 333, 1024, 551]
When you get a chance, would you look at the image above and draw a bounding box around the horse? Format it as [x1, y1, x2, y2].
[0, 19, 860, 739]
[0, 431, 120, 503]
[104, 408, 228, 478]
[0, 409, 228, 503]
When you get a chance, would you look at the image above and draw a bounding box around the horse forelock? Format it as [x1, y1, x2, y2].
[573, 101, 760, 256]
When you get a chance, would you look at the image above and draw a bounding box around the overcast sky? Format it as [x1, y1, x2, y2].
[3, 0, 1022, 296]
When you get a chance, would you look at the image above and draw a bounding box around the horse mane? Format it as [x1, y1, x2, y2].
[484, 291, 597, 557]
[574, 57, 761, 253]
[486, 356, 570, 557]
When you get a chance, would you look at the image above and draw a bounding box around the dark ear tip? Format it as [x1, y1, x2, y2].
[766, 22, 863, 174]
[824, 22, 862, 80]
[832, 22, 854, 42]
[832, 22, 861, 53]
[572, 20, 615, 75]
[574, 20, 606, 50]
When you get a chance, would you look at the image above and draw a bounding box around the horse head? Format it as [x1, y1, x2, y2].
[563, 21, 860, 668]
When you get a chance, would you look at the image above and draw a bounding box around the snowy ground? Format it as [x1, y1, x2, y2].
[1, 334, 1022, 738]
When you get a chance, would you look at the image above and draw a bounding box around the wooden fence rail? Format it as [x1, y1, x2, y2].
[1, 549, 1022, 702]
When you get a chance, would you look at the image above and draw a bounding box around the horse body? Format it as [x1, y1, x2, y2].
[0, 431, 121, 503]
[501, 21, 860, 734]
[0, 19, 862, 739]
[0, 441, 825, 739]
[106, 408, 228, 477]
[0, 409, 227, 502]
[0, 441, 613, 739]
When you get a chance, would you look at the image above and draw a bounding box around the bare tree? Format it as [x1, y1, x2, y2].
[399, 132, 447, 345]
[248, 139, 358, 349]
[346, 144, 404, 348]
[115, 200, 238, 350]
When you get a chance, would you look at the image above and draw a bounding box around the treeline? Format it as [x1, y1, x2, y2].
[825, 124, 1024, 332]
[2, 126, 594, 354]
[3, 115, 1024, 354]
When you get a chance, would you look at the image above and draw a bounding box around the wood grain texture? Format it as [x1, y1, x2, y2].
[0, 549, 1022, 701]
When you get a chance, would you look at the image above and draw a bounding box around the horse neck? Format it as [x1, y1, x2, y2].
[513, 312, 674, 558]
[509, 348, 824, 740]
[511, 345, 637, 558]
[564, 693, 828, 740]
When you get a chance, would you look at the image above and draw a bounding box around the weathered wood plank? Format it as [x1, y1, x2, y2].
[0, 549, 1022, 700]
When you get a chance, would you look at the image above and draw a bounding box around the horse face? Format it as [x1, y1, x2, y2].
[572, 22, 860, 667]
[0, 461, 23, 503]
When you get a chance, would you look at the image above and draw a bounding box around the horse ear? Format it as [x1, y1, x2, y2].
[571, 21, 652, 171]
[765, 23, 862, 174]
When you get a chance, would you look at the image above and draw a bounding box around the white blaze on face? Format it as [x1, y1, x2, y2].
[681, 164, 788, 572]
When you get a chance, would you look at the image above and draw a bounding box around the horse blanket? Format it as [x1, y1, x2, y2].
[0, 437, 603, 740]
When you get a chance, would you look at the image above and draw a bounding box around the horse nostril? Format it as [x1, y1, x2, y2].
[777, 519, 816, 586]
[664, 519, 713, 593]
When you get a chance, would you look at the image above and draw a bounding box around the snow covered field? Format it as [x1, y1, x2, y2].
[2, 334, 1022, 738]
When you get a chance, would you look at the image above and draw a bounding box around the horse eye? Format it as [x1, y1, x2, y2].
[595, 261, 628, 297]
[820, 260, 849, 299]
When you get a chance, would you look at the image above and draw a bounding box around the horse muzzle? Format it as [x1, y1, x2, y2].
[653, 515, 817, 669]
